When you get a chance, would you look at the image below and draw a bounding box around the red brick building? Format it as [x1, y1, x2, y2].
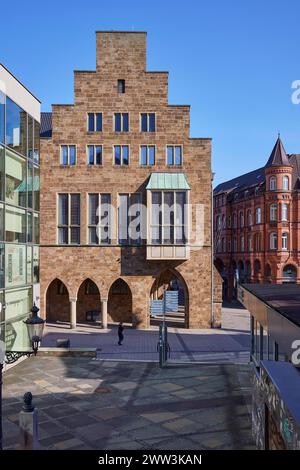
[39, 31, 222, 329]
[213, 137, 300, 300]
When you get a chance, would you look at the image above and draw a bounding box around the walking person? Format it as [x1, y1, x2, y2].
[118, 322, 124, 345]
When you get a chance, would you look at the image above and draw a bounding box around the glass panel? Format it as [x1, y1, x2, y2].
[175, 192, 186, 225]
[96, 113, 102, 132]
[0, 244, 4, 288]
[33, 165, 40, 211]
[58, 227, 68, 244]
[89, 227, 97, 244]
[58, 194, 68, 225]
[88, 113, 94, 132]
[5, 205, 26, 243]
[175, 226, 184, 244]
[100, 194, 111, 244]
[141, 113, 147, 132]
[175, 146, 182, 165]
[118, 194, 128, 244]
[140, 146, 147, 165]
[5, 149, 27, 207]
[95, 146, 102, 165]
[149, 146, 155, 165]
[34, 213, 39, 244]
[33, 246, 39, 283]
[61, 145, 68, 165]
[5, 286, 32, 352]
[152, 192, 162, 225]
[122, 146, 129, 165]
[27, 211, 33, 243]
[33, 120, 40, 164]
[70, 194, 80, 225]
[70, 227, 80, 244]
[163, 192, 174, 244]
[0, 145, 4, 201]
[0, 91, 4, 144]
[6, 97, 26, 156]
[117, 80, 125, 93]
[0, 203, 3, 241]
[69, 146, 76, 165]
[149, 113, 155, 132]
[88, 145, 94, 165]
[89, 194, 98, 225]
[129, 193, 141, 244]
[27, 160, 33, 208]
[5, 244, 26, 287]
[115, 113, 121, 132]
[167, 146, 173, 165]
[123, 113, 129, 132]
[27, 116, 33, 159]
[114, 145, 121, 165]
[27, 246, 32, 283]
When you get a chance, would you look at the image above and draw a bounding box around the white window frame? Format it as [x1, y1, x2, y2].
[114, 112, 129, 132]
[166, 145, 183, 166]
[87, 112, 102, 132]
[255, 207, 262, 224]
[87, 145, 103, 165]
[282, 176, 289, 191]
[113, 145, 130, 166]
[87, 193, 111, 245]
[282, 203, 289, 221]
[270, 203, 277, 221]
[140, 145, 156, 166]
[247, 209, 252, 226]
[140, 113, 156, 132]
[60, 145, 76, 165]
[57, 193, 80, 245]
[269, 176, 277, 191]
[282, 232, 288, 250]
[118, 193, 142, 245]
[270, 232, 277, 250]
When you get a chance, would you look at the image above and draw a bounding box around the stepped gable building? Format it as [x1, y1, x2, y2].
[40, 31, 221, 329]
[214, 137, 300, 300]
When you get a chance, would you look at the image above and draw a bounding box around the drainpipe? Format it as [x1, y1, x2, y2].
[211, 172, 215, 328]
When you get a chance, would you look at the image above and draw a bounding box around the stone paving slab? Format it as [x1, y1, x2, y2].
[2, 357, 255, 450]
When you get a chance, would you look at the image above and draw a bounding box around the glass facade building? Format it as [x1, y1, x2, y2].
[0, 65, 40, 352]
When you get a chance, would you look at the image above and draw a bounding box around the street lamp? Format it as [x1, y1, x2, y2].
[0, 303, 45, 450]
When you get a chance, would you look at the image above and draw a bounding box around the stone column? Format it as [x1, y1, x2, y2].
[101, 299, 108, 329]
[70, 297, 77, 329]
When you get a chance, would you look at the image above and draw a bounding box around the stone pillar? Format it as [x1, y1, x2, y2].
[70, 297, 77, 329]
[101, 299, 108, 329]
[19, 392, 39, 450]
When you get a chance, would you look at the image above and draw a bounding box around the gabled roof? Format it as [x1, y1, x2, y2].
[40, 112, 52, 138]
[265, 137, 291, 168]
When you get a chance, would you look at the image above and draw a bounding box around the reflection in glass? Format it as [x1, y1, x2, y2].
[5, 149, 27, 207]
[0, 203, 3, 241]
[33, 165, 40, 211]
[6, 97, 27, 155]
[0, 91, 4, 144]
[33, 120, 40, 163]
[27, 115, 33, 158]
[0, 145, 4, 201]
[5, 244, 26, 287]
[34, 213, 39, 244]
[27, 211, 33, 243]
[27, 246, 32, 283]
[0, 244, 4, 288]
[5, 205, 26, 243]
[33, 246, 39, 283]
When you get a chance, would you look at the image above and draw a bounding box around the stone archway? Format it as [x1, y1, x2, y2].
[76, 278, 101, 324]
[45, 278, 69, 323]
[108, 278, 133, 324]
[150, 268, 189, 327]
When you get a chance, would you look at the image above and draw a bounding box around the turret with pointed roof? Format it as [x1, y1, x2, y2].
[265, 137, 292, 168]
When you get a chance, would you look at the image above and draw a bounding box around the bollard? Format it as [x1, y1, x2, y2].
[19, 392, 39, 450]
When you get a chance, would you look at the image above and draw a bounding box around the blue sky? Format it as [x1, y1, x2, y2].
[1, 0, 300, 186]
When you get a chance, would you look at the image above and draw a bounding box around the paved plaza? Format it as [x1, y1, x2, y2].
[3, 357, 254, 450]
[42, 305, 250, 363]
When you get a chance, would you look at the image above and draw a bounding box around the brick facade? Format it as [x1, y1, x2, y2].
[40, 31, 220, 329]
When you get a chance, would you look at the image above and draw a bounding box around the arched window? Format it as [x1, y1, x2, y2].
[248, 235, 252, 252]
[240, 236, 245, 252]
[281, 203, 289, 221]
[240, 211, 244, 228]
[270, 232, 277, 250]
[233, 213, 237, 228]
[269, 176, 277, 191]
[283, 265, 297, 283]
[254, 233, 261, 252]
[270, 204, 277, 221]
[282, 176, 289, 191]
[216, 215, 221, 230]
[255, 207, 262, 224]
[282, 233, 288, 250]
[247, 209, 252, 226]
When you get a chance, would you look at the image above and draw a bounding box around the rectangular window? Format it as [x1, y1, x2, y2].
[140, 146, 155, 166]
[117, 80, 125, 94]
[88, 193, 111, 244]
[114, 145, 129, 165]
[118, 193, 142, 245]
[150, 191, 187, 245]
[60, 145, 76, 165]
[87, 113, 102, 132]
[5, 244, 26, 287]
[5, 205, 26, 243]
[5, 148, 27, 208]
[58, 194, 80, 244]
[114, 113, 129, 132]
[87, 145, 102, 165]
[141, 113, 155, 132]
[167, 146, 182, 166]
[6, 97, 27, 156]
[0, 91, 4, 145]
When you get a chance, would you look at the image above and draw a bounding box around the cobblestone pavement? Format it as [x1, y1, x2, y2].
[3, 358, 255, 450]
[42, 306, 250, 363]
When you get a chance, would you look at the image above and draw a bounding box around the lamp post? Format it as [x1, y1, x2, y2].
[0, 303, 45, 450]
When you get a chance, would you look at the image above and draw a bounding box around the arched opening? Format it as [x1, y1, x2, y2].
[108, 278, 132, 324]
[77, 279, 101, 324]
[237, 260, 244, 282]
[265, 264, 272, 282]
[150, 269, 189, 327]
[283, 265, 297, 284]
[46, 278, 69, 323]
